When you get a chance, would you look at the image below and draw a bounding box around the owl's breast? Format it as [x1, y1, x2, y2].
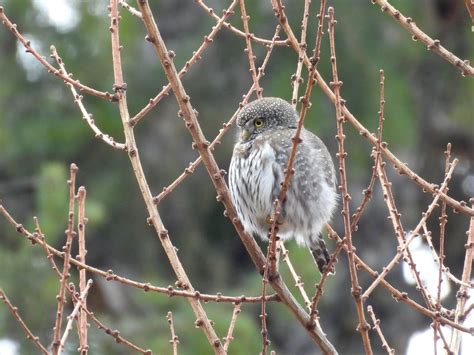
[229, 141, 277, 238]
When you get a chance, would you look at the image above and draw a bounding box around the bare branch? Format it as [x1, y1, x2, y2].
[449, 198, 474, 352]
[52, 163, 78, 354]
[0, 289, 49, 354]
[0, 8, 116, 100]
[195, 0, 288, 46]
[167, 312, 179, 355]
[328, 7, 372, 354]
[130, 0, 239, 126]
[50, 46, 126, 150]
[367, 306, 395, 354]
[77, 187, 89, 354]
[58, 280, 93, 355]
[239, 0, 263, 98]
[371, 0, 474, 76]
[111, 1, 223, 351]
[223, 303, 242, 352]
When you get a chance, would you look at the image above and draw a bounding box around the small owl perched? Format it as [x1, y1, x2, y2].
[229, 97, 337, 273]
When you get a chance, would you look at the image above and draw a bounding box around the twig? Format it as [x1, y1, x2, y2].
[223, 303, 242, 352]
[153, 25, 280, 204]
[77, 186, 88, 354]
[37, 235, 153, 355]
[464, 0, 474, 21]
[449, 197, 474, 352]
[167, 312, 179, 355]
[371, 0, 474, 76]
[130, 0, 239, 125]
[0, 7, 116, 100]
[422, 222, 473, 289]
[327, 225, 473, 335]
[52, 163, 78, 354]
[119, 0, 142, 18]
[327, 7, 372, 354]
[362, 159, 458, 302]
[111, 1, 223, 351]
[0, 289, 49, 354]
[58, 280, 93, 355]
[1, 205, 281, 304]
[350, 68, 385, 232]
[290, 0, 312, 107]
[280, 243, 311, 308]
[50, 46, 126, 150]
[195, 0, 288, 46]
[433, 144, 451, 353]
[238, 0, 262, 98]
[367, 306, 395, 354]
[309, 235, 344, 318]
[136, 1, 336, 351]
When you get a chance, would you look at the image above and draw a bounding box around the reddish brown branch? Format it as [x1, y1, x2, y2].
[367, 306, 395, 354]
[449, 198, 474, 352]
[371, 0, 474, 76]
[196, 0, 288, 46]
[0, 8, 116, 100]
[58, 280, 93, 355]
[328, 7, 373, 354]
[0, 289, 49, 354]
[167, 312, 179, 355]
[130, 0, 239, 125]
[52, 163, 78, 354]
[327, 225, 473, 335]
[239, 0, 262, 98]
[111, 1, 223, 351]
[223, 303, 242, 352]
[362, 159, 458, 302]
[153, 25, 280, 204]
[1, 203, 278, 304]
[77, 187, 88, 354]
[50, 46, 126, 150]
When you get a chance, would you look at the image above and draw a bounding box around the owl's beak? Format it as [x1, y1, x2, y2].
[240, 129, 250, 141]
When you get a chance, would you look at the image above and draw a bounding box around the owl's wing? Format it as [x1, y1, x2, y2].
[300, 129, 337, 190]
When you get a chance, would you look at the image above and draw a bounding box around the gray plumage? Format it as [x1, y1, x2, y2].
[228, 97, 337, 273]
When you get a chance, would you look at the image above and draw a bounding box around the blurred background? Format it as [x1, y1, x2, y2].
[0, 0, 472, 354]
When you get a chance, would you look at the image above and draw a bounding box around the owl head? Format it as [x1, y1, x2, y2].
[236, 97, 298, 142]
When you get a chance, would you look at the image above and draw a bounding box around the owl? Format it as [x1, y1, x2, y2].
[228, 97, 338, 273]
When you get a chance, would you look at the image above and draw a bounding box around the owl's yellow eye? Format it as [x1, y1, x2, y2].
[254, 118, 264, 128]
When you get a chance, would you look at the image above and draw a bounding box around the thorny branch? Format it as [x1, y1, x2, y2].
[50, 46, 126, 150]
[52, 163, 78, 354]
[58, 280, 93, 355]
[449, 198, 474, 352]
[0, 8, 116, 100]
[167, 312, 179, 355]
[0, 289, 49, 354]
[239, 0, 262, 98]
[111, 1, 223, 351]
[371, 0, 474, 76]
[328, 7, 373, 354]
[223, 303, 242, 352]
[367, 306, 395, 355]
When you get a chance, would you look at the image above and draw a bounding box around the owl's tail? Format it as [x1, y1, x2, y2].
[309, 239, 333, 274]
